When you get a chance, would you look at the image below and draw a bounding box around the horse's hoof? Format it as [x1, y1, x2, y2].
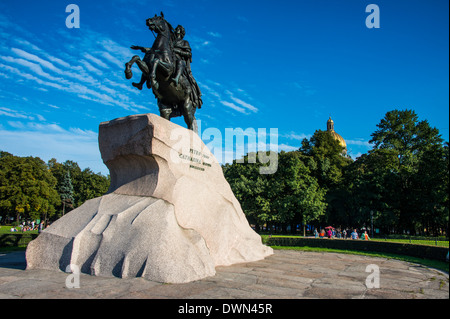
[132, 82, 143, 90]
[125, 69, 132, 80]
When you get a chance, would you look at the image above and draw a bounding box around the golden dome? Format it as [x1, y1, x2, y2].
[326, 117, 347, 152]
[330, 131, 347, 149]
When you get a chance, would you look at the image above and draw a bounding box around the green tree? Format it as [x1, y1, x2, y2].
[411, 141, 449, 235]
[77, 168, 110, 206]
[223, 153, 274, 230]
[348, 109, 447, 234]
[299, 130, 353, 226]
[0, 152, 60, 223]
[345, 148, 400, 232]
[300, 130, 352, 187]
[223, 151, 327, 233]
[270, 151, 327, 234]
[48, 158, 110, 214]
[60, 170, 74, 215]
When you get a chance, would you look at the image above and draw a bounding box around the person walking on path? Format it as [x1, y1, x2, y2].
[351, 229, 359, 240]
[38, 222, 44, 234]
[327, 229, 332, 239]
[363, 230, 370, 240]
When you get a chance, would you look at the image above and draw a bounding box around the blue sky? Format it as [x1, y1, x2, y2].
[0, 0, 448, 175]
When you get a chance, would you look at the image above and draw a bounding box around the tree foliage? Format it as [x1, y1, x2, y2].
[0, 152, 60, 223]
[299, 129, 353, 226]
[223, 151, 327, 232]
[346, 109, 448, 235]
[0, 152, 110, 224]
[59, 170, 75, 215]
[223, 109, 448, 236]
[48, 158, 110, 213]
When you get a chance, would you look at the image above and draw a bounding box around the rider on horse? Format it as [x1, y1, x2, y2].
[125, 13, 201, 132]
[171, 25, 203, 109]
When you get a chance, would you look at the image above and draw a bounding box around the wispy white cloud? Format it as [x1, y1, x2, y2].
[36, 114, 46, 121]
[27, 122, 66, 133]
[199, 80, 258, 115]
[236, 15, 249, 23]
[98, 39, 132, 63]
[0, 106, 34, 120]
[13, 39, 41, 52]
[1, 56, 64, 83]
[207, 32, 222, 38]
[223, 89, 258, 113]
[83, 53, 109, 69]
[292, 81, 317, 96]
[0, 124, 106, 174]
[188, 35, 213, 51]
[220, 100, 247, 114]
[0, 40, 146, 112]
[80, 59, 103, 74]
[278, 143, 298, 151]
[283, 131, 311, 141]
[0, 72, 10, 79]
[0, 63, 65, 91]
[11, 48, 60, 72]
[199, 82, 221, 99]
[229, 95, 258, 113]
[346, 139, 372, 148]
[101, 51, 123, 69]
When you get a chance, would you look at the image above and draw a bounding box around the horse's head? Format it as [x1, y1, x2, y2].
[146, 12, 171, 34]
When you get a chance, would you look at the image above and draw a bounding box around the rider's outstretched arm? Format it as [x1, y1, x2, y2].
[131, 45, 151, 53]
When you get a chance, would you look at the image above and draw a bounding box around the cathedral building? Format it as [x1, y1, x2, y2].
[326, 117, 347, 154]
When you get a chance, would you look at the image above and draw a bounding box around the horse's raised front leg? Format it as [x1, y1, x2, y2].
[125, 55, 140, 79]
[132, 59, 150, 90]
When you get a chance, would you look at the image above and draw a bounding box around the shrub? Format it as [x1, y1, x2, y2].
[266, 237, 448, 262]
[0, 233, 38, 248]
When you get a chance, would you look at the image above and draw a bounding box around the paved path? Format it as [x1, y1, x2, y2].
[0, 250, 448, 299]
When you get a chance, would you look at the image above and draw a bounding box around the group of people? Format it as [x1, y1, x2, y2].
[314, 228, 371, 240]
[9, 220, 46, 233]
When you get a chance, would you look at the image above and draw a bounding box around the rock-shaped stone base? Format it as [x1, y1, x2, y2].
[27, 194, 215, 283]
[26, 113, 272, 283]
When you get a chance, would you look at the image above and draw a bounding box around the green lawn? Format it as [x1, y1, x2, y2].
[0, 225, 38, 235]
[270, 245, 449, 273]
[261, 234, 449, 247]
[372, 238, 449, 247]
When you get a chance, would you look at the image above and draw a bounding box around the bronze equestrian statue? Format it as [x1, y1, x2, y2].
[124, 12, 202, 133]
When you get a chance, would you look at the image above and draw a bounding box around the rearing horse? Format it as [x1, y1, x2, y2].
[124, 12, 198, 132]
